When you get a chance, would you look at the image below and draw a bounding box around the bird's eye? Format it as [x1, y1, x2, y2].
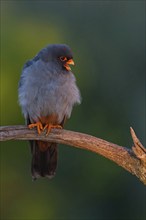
[60, 56, 67, 62]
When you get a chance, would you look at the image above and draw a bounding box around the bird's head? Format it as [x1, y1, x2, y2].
[38, 44, 75, 72]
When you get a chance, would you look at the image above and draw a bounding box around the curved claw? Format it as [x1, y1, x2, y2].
[28, 122, 43, 134]
[43, 124, 62, 136]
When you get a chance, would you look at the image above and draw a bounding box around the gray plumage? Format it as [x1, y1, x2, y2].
[18, 44, 81, 180]
[19, 44, 81, 123]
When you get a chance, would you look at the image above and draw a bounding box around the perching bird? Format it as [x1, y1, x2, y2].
[18, 44, 81, 180]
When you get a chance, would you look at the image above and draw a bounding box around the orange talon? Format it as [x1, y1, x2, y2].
[43, 124, 62, 136]
[28, 122, 43, 134]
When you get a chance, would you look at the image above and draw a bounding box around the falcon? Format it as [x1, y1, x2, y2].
[18, 44, 81, 180]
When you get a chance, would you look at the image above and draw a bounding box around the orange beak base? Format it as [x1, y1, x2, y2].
[64, 59, 75, 71]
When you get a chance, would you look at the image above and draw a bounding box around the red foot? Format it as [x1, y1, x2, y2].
[43, 124, 62, 136]
[28, 122, 43, 134]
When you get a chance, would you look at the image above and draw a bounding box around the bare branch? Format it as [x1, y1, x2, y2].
[0, 125, 146, 185]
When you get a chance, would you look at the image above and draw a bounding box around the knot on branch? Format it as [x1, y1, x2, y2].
[130, 127, 146, 167]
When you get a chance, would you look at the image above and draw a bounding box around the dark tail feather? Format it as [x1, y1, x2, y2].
[30, 141, 58, 180]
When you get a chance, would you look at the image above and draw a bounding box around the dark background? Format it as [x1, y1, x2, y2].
[1, 1, 145, 220]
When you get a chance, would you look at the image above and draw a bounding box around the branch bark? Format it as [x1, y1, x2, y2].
[0, 125, 146, 185]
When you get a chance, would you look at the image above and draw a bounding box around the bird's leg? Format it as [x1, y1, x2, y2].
[43, 124, 62, 136]
[28, 122, 43, 134]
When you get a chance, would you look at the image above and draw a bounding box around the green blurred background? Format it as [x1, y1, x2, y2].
[1, 1, 145, 220]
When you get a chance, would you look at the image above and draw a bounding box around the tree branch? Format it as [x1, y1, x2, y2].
[0, 125, 145, 185]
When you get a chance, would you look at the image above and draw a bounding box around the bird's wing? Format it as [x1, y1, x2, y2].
[60, 115, 67, 127]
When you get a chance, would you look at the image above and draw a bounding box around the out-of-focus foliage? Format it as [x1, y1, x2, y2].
[0, 1, 145, 220]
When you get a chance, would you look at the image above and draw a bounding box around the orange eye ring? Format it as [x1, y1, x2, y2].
[60, 56, 67, 62]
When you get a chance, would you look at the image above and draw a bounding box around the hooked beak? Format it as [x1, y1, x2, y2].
[64, 59, 75, 71]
